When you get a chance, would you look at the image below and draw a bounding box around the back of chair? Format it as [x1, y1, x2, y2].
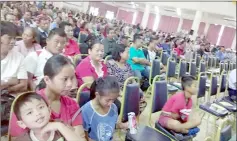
[150, 59, 161, 84]
[120, 77, 140, 123]
[189, 60, 197, 77]
[216, 119, 232, 141]
[200, 60, 206, 73]
[212, 57, 217, 68]
[233, 63, 236, 69]
[104, 55, 112, 64]
[224, 62, 229, 71]
[219, 71, 227, 93]
[209, 74, 218, 97]
[73, 54, 88, 66]
[196, 55, 201, 67]
[179, 59, 187, 78]
[171, 51, 177, 62]
[220, 62, 225, 74]
[197, 73, 207, 99]
[78, 91, 90, 108]
[208, 57, 212, 68]
[161, 51, 169, 65]
[166, 57, 176, 79]
[152, 80, 168, 113]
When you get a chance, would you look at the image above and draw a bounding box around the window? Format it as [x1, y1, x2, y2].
[89, 6, 99, 16]
[105, 11, 114, 20]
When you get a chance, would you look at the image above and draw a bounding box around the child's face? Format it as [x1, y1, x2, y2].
[97, 92, 119, 109]
[17, 99, 50, 130]
[186, 83, 197, 97]
[45, 64, 75, 96]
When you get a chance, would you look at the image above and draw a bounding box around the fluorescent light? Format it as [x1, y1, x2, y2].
[177, 8, 181, 16]
[130, 2, 134, 5]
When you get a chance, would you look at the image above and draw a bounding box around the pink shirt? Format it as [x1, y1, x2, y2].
[63, 39, 81, 57]
[10, 89, 83, 137]
[162, 92, 192, 122]
[75, 56, 108, 88]
[13, 40, 41, 57]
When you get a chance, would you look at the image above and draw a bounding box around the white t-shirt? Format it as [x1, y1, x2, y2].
[23, 48, 53, 85]
[148, 50, 156, 62]
[1, 50, 28, 81]
[229, 69, 236, 90]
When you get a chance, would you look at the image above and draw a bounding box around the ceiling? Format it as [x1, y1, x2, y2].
[103, 2, 236, 28]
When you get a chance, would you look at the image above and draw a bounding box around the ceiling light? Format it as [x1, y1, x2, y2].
[155, 6, 159, 13]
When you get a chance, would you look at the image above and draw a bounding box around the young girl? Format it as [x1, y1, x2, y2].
[81, 76, 128, 141]
[10, 55, 86, 141]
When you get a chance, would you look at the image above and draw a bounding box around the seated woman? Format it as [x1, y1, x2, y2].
[13, 27, 41, 57]
[59, 22, 80, 57]
[1, 21, 28, 95]
[75, 39, 107, 90]
[10, 55, 86, 141]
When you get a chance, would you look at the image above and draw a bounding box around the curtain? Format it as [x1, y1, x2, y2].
[206, 24, 221, 45]
[219, 27, 236, 48]
[198, 22, 205, 36]
[157, 15, 180, 33]
[181, 19, 193, 31]
[135, 11, 143, 25]
[116, 9, 133, 24]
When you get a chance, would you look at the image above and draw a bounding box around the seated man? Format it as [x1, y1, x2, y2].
[23, 28, 67, 90]
[127, 34, 151, 79]
[35, 16, 50, 47]
[228, 69, 236, 102]
[1, 21, 28, 95]
[143, 36, 166, 74]
[158, 75, 202, 138]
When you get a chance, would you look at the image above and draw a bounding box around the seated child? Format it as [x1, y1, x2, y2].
[158, 75, 202, 136]
[13, 92, 79, 141]
[81, 76, 128, 141]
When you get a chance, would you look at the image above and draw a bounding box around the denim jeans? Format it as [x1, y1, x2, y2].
[133, 68, 150, 79]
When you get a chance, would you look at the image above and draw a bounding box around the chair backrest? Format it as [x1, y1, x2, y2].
[152, 80, 168, 113]
[189, 60, 197, 77]
[120, 77, 140, 122]
[224, 62, 229, 71]
[209, 73, 218, 99]
[212, 57, 217, 68]
[178, 59, 187, 78]
[197, 73, 207, 99]
[166, 57, 176, 79]
[76, 82, 92, 107]
[199, 60, 206, 73]
[196, 55, 201, 67]
[216, 119, 232, 141]
[73, 54, 88, 66]
[220, 62, 225, 74]
[229, 62, 233, 71]
[161, 51, 169, 65]
[208, 57, 212, 68]
[104, 55, 112, 64]
[149, 59, 161, 85]
[219, 71, 227, 94]
[171, 51, 178, 62]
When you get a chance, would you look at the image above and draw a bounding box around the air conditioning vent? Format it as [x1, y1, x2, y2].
[163, 8, 176, 13]
[223, 17, 236, 22]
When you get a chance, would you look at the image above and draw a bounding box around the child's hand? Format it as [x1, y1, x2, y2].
[40, 122, 60, 136]
[117, 122, 129, 130]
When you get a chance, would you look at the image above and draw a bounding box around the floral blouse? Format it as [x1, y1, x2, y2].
[106, 59, 134, 89]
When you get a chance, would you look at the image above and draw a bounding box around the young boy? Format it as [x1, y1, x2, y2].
[13, 92, 79, 141]
[158, 75, 202, 135]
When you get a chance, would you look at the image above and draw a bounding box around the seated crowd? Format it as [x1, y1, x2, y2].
[1, 1, 236, 141]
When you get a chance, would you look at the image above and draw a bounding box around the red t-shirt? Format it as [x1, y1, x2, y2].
[162, 92, 192, 122]
[75, 56, 108, 89]
[63, 39, 81, 56]
[10, 89, 83, 137]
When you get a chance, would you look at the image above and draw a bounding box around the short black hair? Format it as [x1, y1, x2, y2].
[0, 21, 18, 37]
[106, 27, 114, 34]
[181, 75, 195, 90]
[133, 34, 142, 43]
[48, 28, 66, 39]
[13, 92, 48, 120]
[59, 21, 72, 30]
[111, 44, 126, 61]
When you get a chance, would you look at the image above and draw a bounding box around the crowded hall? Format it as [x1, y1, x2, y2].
[1, 1, 237, 141]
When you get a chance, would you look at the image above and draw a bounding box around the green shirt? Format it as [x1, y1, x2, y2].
[127, 46, 145, 71]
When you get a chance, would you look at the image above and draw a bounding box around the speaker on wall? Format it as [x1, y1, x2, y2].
[189, 29, 194, 35]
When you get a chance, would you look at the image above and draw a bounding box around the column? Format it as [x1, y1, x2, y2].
[132, 11, 138, 25]
[191, 11, 203, 40]
[153, 6, 160, 31]
[177, 17, 183, 32]
[141, 4, 151, 29]
[231, 33, 236, 50]
[204, 22, 210, 36]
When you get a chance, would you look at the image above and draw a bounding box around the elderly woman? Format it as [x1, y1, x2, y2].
[13, 27, 41, 57]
